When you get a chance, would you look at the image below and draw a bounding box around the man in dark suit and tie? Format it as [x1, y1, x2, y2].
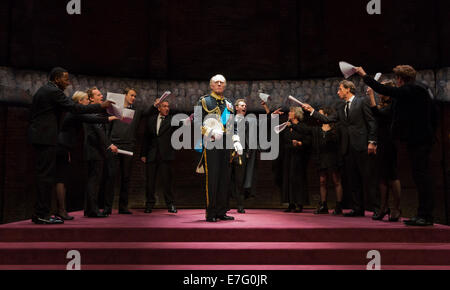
[355, 65, 437, 226]
[140, 100, 177, 213]
[301, 80, 378, 217]
[83, 87, 118, 218]
[29, 67, 113, 224]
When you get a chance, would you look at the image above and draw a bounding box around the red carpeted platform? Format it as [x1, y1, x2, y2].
[0, 209, 449, 270]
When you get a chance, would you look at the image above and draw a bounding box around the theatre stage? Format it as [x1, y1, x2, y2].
[0, 209, 449, 270]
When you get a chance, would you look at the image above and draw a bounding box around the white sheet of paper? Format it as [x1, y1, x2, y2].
[339, 61, 356, 79]
[374, 73, 382, 81]
[122, 108, 135, 124]
[106, 92, 125, 119]
[288, 95, 305, 106]
[117, 149, 133, 156]
[159, 91, 171, 103]
[274, 122, 289, 134]
[259, 93, 270, 103]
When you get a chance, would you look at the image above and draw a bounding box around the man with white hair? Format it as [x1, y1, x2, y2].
[196, 74, 243, 222]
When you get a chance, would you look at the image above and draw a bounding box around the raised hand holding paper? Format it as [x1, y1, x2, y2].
[339, 61, 357, 79]
[106, 92, 125, 118]
[159, 91, 171, 103]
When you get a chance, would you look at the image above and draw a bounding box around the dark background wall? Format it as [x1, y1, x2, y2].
[0, 0, 449, 224]
[0, 0, 449, 80]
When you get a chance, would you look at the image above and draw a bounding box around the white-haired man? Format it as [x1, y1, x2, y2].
[196, 74, 243, 222]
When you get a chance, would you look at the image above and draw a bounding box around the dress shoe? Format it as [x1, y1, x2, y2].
[389, 209, 402, 222]
[237, 207, 246, 214]
[344, 210, 365, 217]
[218, 215, 235, 221]
[119, 209, 133, 214]
[284, 204, 296, 213]
[404, 217, 433, 226]
[32, 215, 64, 225]
[87, 212, 108, 218]
[294, 205, 303, 213]
[333, 202, 343, 215]
[372, 208, 390, 221]
[206, 217, 217, 222]
[144, 207, 153, 213]
[314, 202, 329, 214]
[56, 212, 74, 221]
[168, 205, 177, 213]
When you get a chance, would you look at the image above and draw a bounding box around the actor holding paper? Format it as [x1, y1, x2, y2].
[104, 88, 143, 215]
[355, 65, 437, 226]
[29, 68, 113, 225]
[301, 80, 378, 217]
[83, 87, 118, 218]
[140, 100, 177, 214]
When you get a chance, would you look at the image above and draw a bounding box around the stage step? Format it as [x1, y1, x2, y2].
[0, 242, 449, 266]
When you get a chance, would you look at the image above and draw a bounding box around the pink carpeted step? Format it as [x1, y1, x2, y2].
[0, 210, 449, 243]
[1, 264, 450, 270]
[0, 242, 449, 266]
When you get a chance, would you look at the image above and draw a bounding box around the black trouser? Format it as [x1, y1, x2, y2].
[204, 148, 231, 218]
[343, 147, 379, 213]
[104, 152, 133, 212]
[407, 143, 435, 220]
[230, 156, 247, 209]
[33, 144, 57, 218]
[85, 160, 104, 215]
[145, 158, 175, 208]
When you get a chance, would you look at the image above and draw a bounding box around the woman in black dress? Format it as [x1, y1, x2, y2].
[367, 81, 402, 221]
[311, 107, 344, 215]
[280, 107, 311, 213]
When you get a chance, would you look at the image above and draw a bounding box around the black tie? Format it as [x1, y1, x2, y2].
[345, 101, 350, 119]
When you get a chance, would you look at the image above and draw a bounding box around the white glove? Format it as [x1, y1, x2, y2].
[211, 128, 223, 141]
[234, 141, 243, 155]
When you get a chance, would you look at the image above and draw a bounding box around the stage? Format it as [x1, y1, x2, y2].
[0, 209, 449, 270]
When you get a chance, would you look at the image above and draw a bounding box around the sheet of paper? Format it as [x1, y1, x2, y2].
[106, 92, 125, 119]
[122, 108, 135, 124]
[117, 149, 133, 156]
[159, 91, 171, 103]
[339, 61, 356, 79]
[274, 122, 289, 134]
[259, 93, 270, 103]
[374, 72, 382, 81]
[288, 95, 305, 106]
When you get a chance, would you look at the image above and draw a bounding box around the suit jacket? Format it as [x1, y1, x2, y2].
[58, 112, 109, 150]
[141, 114, 177, 162]
[311, 96, 377, 155]
[29, 82, 103, 146]
[363, 75, 436, 145]
[83, 116, 112, 161]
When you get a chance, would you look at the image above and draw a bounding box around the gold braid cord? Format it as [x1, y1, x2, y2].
[204, 149, 209, 207]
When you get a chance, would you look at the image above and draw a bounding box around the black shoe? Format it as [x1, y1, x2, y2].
[168, 205, 177, 213]
[119, 209, 133, 214]
[55, 212, 74, 221]
[404, 217, 433, 226]
[218, 215, 235, 221]
[32, 215, 64, 225]
[314, 202, 329, 214]
[389, 209, 402, 222]
[284, 204, 295, 213]
[102, 210, 112, 216]
[332, 202, 343, 215]
[294, 205, 303, 213]
[87, 212, 108, 218]
[372, 208, 390, 221]
[206, 217, 217, 222]
[344, 210, 365, 217]
[144, 207, 153, 213]
[237, 207, 246, 214]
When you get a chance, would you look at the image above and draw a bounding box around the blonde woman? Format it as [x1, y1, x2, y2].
[55, 91, 117, 220]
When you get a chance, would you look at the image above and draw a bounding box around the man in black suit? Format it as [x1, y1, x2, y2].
[83, 87, 118, 218]
[140, 100, 177, 213]
[355, 65, 437, 226]
[29, 67, 112, 224]
[103, 88, 143, 215]
[302, 80, 378, 217]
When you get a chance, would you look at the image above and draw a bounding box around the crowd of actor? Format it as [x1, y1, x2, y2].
[28, 64, 438, 227]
